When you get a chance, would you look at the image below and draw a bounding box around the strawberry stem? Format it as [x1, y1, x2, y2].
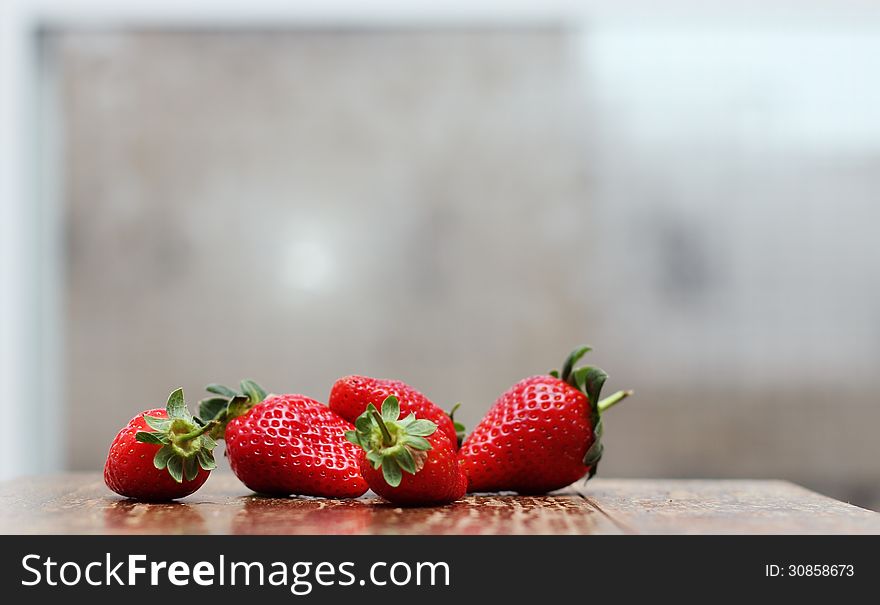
[597, 390, 633, 414]
[175, 419, 219, 443]
[369, 406, 394, 446]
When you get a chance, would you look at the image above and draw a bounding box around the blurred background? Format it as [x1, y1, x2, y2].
[2, 1, 879, 509]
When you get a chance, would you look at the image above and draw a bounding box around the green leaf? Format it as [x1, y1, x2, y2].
[347, 398, 443, 485]
[199, 397, 228, 423]
[572, 366, 608, 417]
[402, 435, 432, 451]
[196, 449, 216, 471]
[381, 396, 400, 422]
[355, 414, 373, 434]
[583, 418, 605, 474]
[398, 413, 417, 428]
[447, 402, 466, 447]
[406, 419, 437, 437]
[205, 383, 238, 398]
[240, 379, 267, 404]
[561, 345, 592, 382]
[227, 395, 252, 420]
[200, 433, 217, 450]
[166, 456, 184, 483]
[453, 421, 466, 448]
[571, 365, 608, 479]
[549, 370, 560, 378]
[381, 457, 402, 487]
[366, 450, 383, 469]
[396, 448, 417, 474]
[183, 456, 199, 482]
[143, 415, 171, 432]
[584, 441, 605, 470]
[135, 431, 166, 445]
[583, 439, 603, 467]
[166, 388, 188, 419]
[153, 445, 175, 470]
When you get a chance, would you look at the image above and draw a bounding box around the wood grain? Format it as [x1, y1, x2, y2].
[0, 473, 616, 535]
[1, 473, 877, 535]
[574, 479, 880, 534]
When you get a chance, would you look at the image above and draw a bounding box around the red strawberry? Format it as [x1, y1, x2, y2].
[329, 376, 462, 447]
[201, 380, 368, 498]
[460, 346, 632, 494]
[346, 395, 467, 505]
[104, 388, 218, 501]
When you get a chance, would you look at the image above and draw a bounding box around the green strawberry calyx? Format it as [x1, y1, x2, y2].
[446, 402, 467, 448]
[550, 346, 634, 479]
[345, 395, 437, 488]
[134, 388, 219, 483]
[197, 379, 269, 440]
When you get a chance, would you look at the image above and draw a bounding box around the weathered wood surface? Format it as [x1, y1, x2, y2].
[1, 473, 877, 535]
[572, 479, 880, 534]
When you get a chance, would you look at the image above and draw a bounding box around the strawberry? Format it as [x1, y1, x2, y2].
[346, 395, 467, 506]
[329, 376, 462, 447]
[104, 388, 219, 501]
[459, 346, 632, 494]
[200, 380, 368, 498]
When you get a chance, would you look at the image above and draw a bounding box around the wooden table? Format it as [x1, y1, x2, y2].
[2, 473, 878, 534]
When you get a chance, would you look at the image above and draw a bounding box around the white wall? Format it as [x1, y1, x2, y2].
[0, 0, 582, 482]
[3, 0, 880, 487]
